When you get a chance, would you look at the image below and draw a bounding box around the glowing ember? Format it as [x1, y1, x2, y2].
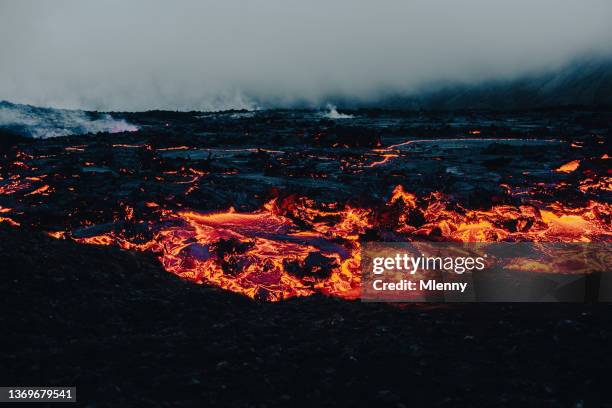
[366, 153, 398, 168]
[389, 185, 417, 207]
[0, 178, 32, 195]
[46, 231, 67, 239]
[0, 206, 19, 226]
[555, 160, 581, 173]
[579, 177, 612, 193]
[0, 217, 20, 226]
[24, 184, 51, 196]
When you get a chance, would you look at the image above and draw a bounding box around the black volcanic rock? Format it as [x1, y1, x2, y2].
[313, 125, 381, 148]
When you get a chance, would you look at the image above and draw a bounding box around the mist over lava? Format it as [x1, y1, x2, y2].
[1, 0, 611, 111]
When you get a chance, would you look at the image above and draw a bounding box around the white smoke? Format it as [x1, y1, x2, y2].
[322, 104, 353, 119]
[0, 102, 138, 138]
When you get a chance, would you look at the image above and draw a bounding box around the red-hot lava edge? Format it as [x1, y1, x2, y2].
[1, 152, 611, 301]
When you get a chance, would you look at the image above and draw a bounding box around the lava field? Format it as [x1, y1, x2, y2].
[0, 109, 610, 301]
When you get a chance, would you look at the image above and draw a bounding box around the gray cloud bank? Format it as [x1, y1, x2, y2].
[1, 0, 611, 111]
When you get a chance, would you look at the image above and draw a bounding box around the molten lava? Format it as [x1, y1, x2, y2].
[54, 185, 611, 301]
[555, 160, 581, 173]
[154, 207, 363, 300]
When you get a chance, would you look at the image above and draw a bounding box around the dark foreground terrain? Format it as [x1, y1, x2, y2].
[2, 225, 612, 407]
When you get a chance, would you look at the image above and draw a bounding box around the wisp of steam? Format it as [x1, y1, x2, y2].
[323, 104, 353, 120]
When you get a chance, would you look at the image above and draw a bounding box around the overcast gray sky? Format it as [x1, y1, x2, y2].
[1, 0, 611, 111]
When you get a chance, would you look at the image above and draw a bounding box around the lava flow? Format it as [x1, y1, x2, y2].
[71, 198, 369, 301]
[63, 185, 611, 301]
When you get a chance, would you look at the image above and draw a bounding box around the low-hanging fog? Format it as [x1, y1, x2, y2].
[1, 0, 611, 111]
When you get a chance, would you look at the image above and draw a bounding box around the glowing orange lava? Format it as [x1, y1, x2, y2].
[55, 184, 611, 301]
[555, 160, 581, 173]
